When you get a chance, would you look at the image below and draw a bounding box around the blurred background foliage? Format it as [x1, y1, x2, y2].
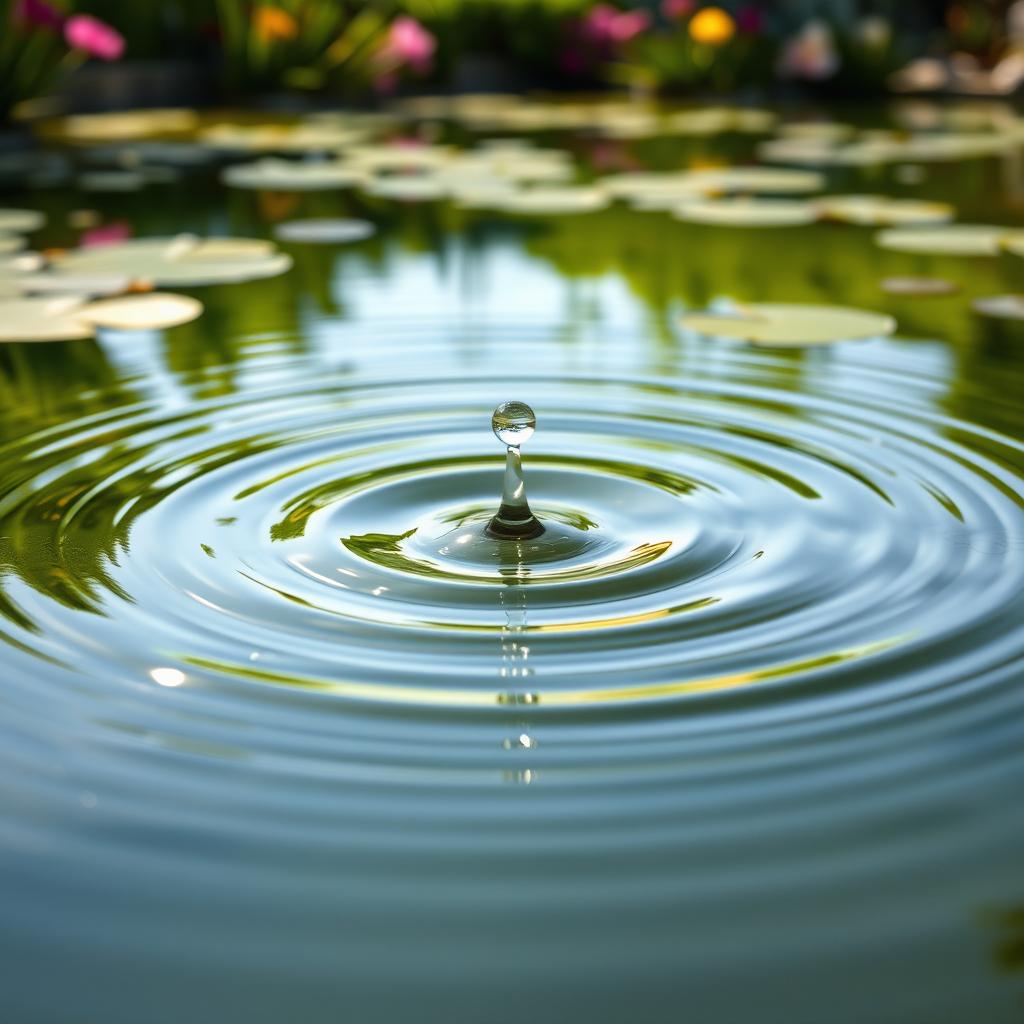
[1, 0, 1023, 121]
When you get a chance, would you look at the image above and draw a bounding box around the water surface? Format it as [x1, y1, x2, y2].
[1, 102, 1023, 1023]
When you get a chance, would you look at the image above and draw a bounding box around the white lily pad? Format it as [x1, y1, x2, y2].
[686, 167, 826, 195]
[778, 122, 856, 142]
[1002, 234, 1024, 258]
[19, 273, 133, 297]
[201, 123, 367, 153]
[0, 233, 27, 254]
[79, 292, 203, 330]
[680, 303, 897, 347]
[673, 197, 819, 227]
[0, 296, 94, 342]
[972, 294, 1024, 320]
[816, 195, 954, 226]
[345, 145, 455, 173]
[494, 187, 608, 215]
[363, 176, 447, 201]
[53, 109, 199, 143]
[876, 224, 1018, 256]
[880, 277, 960, 296]
[222, 158, 365, 191]
[667, 108, 777, 136]
[0, 209, 45, 233]
[274, 219, 376, 244]
[52, 235, 292, 287]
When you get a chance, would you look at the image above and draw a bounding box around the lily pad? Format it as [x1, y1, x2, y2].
[0, 209, 45, 233]
[686, 167, 825, 195]
[53, 109, 199, 143]
[880, 277, 960, 296]
[876, 224, 1019, 256]
[0, 296, 94, 342]
[274, 219, 376, 244]
[363, 176, 447, 201]
[1002, 234, 1024, 258]
[680, 303, 897, 347]
[673, 198, 818, 227]
[494, 187, 608, 215]
[52, 235, 292, 287]
[0, 234, 27, 254]
[19, 273, 133, 297]
[816, 195, 954, 226]
[79, 292, 203, 330]
[972, 295, 1024, 320]
[222, 158, 365, 191]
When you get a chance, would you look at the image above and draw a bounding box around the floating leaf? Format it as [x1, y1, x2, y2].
[876, 224, 1019, 256]
[52, 235, 292, 287]
[778, 122, 856, 142]
[19, 273, 133, 297]
[79, 292, 203, 330]
[222, 158, 365, 191]
[686, 167, 825, 195]
[51, 109, 199, 143]
[0, 209, 45, 233]
[680, 303, 896, 347]
[0, 296, 94, 342]
[972, 295, 1024, 320]
[816, 194, 954, 226]
[363, 176, 447, 201]
[0, 234, 27, 254]
[673, 197, 818, 227]
[494, 187, 608, 215]
[274, 219, 376, 244]
[880, 277, 960, 296]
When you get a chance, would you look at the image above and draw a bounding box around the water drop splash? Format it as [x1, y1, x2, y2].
[488, 401, 545, 540]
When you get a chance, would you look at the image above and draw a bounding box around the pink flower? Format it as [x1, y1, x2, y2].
[13, 0, 64, 31]
[662, 0, 695, 20]
[81, 221, 131, 249]
[777, 21, 839, 81]
[581, 4, 649, 45]
[608, 8, 650, 42]
[64, 14, 125, 61]
[380, 15, 435, 75]
[581, 5, 617, 42]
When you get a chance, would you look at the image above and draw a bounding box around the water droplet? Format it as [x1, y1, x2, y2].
[492, 400, 536, 448]
[488, 402, 544, 540]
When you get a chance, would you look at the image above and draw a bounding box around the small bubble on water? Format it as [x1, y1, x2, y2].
[492, 401, 536, 448]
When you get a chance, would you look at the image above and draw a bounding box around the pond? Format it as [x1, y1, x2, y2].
[1, 99, 1023, 1023]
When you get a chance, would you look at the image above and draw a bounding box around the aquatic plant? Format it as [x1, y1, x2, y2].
[213, 1, 436, 96]
[0, 0, 127, 121]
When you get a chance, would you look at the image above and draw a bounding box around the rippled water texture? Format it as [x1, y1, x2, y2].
[2, 107, 1024, 1023]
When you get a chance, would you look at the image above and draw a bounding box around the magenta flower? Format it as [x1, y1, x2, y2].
[581, 4, 649, 45]
[380, 15, 436, 75]
[608, 8, 650, 42]
[81, 221, 131, 249]
[13, 0, 65, 31]
[661, 0, 695, 21]
[64, 14, 124, 61]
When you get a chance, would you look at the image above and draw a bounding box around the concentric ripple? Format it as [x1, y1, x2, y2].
[1, 334, 1021, 716]
[2, 318, 1024, 1024]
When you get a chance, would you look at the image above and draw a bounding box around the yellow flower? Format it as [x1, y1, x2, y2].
[689, 7, 736, 46]
[254, 6, 299, 43]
